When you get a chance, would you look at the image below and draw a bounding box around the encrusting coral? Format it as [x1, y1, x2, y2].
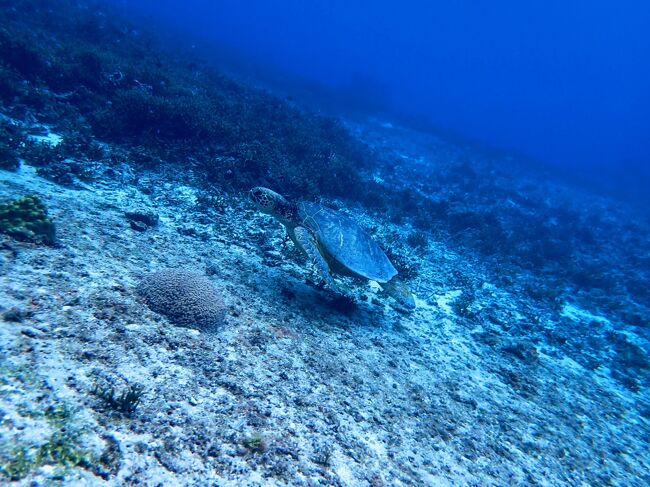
[0, 194, 56, 245]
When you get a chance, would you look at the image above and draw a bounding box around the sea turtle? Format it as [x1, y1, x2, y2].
[249, 187, 415, 310]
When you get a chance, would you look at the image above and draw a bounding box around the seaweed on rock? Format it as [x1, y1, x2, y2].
[0, 398, 96, 482]
[91, 383, 144, 416]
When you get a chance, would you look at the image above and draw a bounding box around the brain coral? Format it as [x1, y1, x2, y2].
[136, 269, 226, 328]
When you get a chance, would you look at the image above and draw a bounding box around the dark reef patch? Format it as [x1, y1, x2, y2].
[0, 0, 371, 200]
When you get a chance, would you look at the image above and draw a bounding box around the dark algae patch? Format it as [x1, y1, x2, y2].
[0, 0, 370, 200]
[91, 382, 145, 416]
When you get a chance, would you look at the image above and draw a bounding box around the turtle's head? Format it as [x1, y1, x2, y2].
[249, 187, 289, 218]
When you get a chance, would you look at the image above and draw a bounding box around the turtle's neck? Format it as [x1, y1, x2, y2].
[276, 199, 299, 229]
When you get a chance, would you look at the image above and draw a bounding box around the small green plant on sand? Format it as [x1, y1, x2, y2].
[242, 433, 267, 453]
[92, 382, 144, 416]
[37, 431, 94, 470]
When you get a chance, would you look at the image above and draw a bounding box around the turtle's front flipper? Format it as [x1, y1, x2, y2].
[383, 277, 416, 311]
[294, 226, 339, 292]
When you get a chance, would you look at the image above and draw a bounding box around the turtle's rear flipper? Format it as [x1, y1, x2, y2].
[294, 226, 339, 293]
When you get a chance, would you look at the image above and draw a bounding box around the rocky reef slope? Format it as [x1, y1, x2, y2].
[1, 122, 648, 485]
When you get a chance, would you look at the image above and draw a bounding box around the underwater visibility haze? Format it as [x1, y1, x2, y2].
[125, 0, 650, 205]
[0, 0, 649, 485]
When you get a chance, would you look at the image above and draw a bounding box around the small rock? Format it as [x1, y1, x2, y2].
[129, 220, 149, 232]
[2, 307, 25, 322]
[125, 211, 159, 228]
[20, 327, 42, 338]
[501, 340, 539, 364]
[205, 263, 220, 276]
[27, 125, 48, 136]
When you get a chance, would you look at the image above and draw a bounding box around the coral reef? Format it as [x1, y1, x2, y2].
[1, 119, 648, 485]
[0, 194, 56, 245]
[136, 269, 226, 328]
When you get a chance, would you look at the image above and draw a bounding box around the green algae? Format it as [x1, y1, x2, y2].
[0, 363, 98, 482]
[0, 433, 95, 481]
[0, 402, 95, 482]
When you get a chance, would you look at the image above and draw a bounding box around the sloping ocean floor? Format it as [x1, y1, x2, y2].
[1, 117, 649, 485]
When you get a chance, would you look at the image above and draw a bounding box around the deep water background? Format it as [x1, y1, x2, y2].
[116, 0, 650, 205]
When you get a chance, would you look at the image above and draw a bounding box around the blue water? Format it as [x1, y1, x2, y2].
[120, 0, 650, 204]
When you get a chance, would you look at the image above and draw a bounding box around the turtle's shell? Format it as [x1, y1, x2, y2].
[297, 201, 397, 282]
